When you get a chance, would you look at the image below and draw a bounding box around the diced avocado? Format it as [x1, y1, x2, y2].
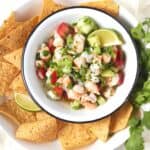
[88, 34, 101, 47]
[71, 100, 82, 110]
[101, 70, 115, 77]
[97, 96, 106, 105]
[76, 16, 98, 35]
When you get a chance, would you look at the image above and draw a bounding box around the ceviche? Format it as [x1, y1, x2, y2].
[35, 16, 125, 110]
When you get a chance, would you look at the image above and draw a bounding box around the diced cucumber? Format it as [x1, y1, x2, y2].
[76, 16, 98, 35]
[71, 100, 82, 110]
[97, 96, 106, 105]
[101, 70, 115, 77]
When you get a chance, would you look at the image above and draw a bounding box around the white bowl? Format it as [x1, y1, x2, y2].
[22, 7, 138, 123]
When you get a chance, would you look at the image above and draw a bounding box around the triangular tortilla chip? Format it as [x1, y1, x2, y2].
[39, 0, 63, 21]
[58, 123, 96, 150]
[16, 116, 57, 143]
[0, 100, 36, 125]
[0, 61, 19, 95]
[86, 116, 111, 142]
[3, 48, 22, 70]
[0, 45, 12, 60]
[9, 73, 26, 94]
[0, 12, 22, 40]
[110, 102, 133, 133]
[0, 16, 38, 50]
[80, 0, 119, 16]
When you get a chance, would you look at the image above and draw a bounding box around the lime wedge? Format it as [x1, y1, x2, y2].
[88, 29, 123, 47]
[15, 93, 41, 112]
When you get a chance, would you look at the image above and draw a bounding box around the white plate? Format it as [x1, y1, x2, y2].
[0, 0, 138, 150]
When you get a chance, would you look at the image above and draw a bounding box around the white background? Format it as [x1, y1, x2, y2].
[0, 0, 150, 150]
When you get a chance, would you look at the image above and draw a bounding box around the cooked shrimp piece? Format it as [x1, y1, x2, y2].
[57, 76, 72, 88]
[84, 81, 100, 95]
[54, 47, 63, 61]
[74, 56, 86, 68]
[90, 63, 100, 76]
[53, 31, 64, 48]
[67, 90, 82, 100]
[107, 74, 119, 87]
[73, 34, 85, 53]
[102, 53, 111, 64]
[81, 52, 93, 63]
[103, 87, 115, 98]
[81, 101, 97, 109]
[81, 93, 97, 103]
[73, 84, 85, 94]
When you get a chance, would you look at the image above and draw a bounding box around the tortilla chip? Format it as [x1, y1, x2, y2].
[58, 123, 96, 150]
[0, 45, 13, 60]
[9, 73, 26, 93]
[80, 0, 119, 16]
[16, 117, 58, 143]
[0, 16, 38, 50]
[39, 0, 63, 21]
[0, 100, 36, 125]
[0, 12, 22, 40]
[36, 111, 55, 121]
[0, 61, 19, 95]
[3, 48, 22, 70]
[86, 116, 111, 142]
[110, 102, 133, 133]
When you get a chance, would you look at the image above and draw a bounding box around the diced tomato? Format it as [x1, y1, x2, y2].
[113, 49, 125, 69]
[51, 71, 58, 84]
[118, 72, 124, 85]
[57, 22, 74, 39]
[53, 86, 64, 97]
[36, 68, 46, 80]
[48, 38, 55, 53]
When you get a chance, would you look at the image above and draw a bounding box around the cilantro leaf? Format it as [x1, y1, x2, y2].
[142, 111, 150, 129]
[125, 124, 144, 150]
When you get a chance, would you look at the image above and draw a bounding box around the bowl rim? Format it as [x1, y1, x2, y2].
[22, 6, 140, 123]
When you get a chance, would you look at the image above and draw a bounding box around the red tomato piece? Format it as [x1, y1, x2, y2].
[51, 71, 58, 84]
[36, 68, 46, 80]
[53, 86, 64, 97]
[118, 72, 124, 85]
[48, 38, 55, 53]
[57, 22, 74, 38]
[114, 49, 125, 69]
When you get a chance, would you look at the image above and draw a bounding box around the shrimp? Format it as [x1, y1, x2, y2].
[102, 53, 111, 64]
[81, 101, 97, 109]
[84, 81, 100, 95]
[73, 84, 85, 94]
[103, 87, 115, 98]
[67, 90, 82, 100]
[107, 74, 119, 87]
[73, 34, 85, 53]
[74, 56, 86, 69]
[57, 76, 72, 88]
[81, 93, 97, 103]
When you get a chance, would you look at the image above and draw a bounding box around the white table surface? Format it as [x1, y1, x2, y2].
[0, 0, 150, 150]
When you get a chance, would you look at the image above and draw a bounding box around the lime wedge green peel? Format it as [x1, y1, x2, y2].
[88, 29, 123, 47]
[15, 93, 41, 112]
